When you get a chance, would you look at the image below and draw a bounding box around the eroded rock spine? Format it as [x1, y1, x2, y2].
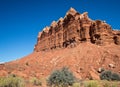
[34, 8, 120, 52]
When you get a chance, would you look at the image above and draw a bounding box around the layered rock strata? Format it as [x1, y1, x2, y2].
[34, 8, 120, 51]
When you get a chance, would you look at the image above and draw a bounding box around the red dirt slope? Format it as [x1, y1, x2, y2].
[0, 42, 120, 80]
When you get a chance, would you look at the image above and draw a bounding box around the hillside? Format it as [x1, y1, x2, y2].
[0, 8, 120, 80]
[0, 42, 120, 79]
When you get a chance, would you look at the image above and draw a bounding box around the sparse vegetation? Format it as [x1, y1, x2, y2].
[100, 70, 112, 81]
[103, 81, 111, 87]
[111, 83, 118, 87]
[72, 80, 119, 87]
[102, 80, 118, 87]
[72, 83, 81, 87]
[47, 67, 75, 87]
[84, 80, 99, 87]
[30, 77, 42, 86]
[0, 73, 120, 87]
[100, 70, 120, 81]
[111, 72, 120, 81]
[0, 75, 25, 87]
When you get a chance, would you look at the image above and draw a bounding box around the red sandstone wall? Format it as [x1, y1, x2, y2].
[34, 8, 120, 52]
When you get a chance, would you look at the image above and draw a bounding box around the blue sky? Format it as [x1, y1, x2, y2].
[0, 0, 120, 62]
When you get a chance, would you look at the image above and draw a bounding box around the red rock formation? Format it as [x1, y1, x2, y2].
[0, 8, 120, 80]
[34, 8, 120, 52]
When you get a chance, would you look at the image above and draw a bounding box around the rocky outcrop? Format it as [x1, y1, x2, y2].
[34, 7, 120, 52]
[0, 8, 120, 80]
[113, 31, 120, 45]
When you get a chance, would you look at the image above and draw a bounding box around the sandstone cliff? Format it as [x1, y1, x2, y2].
[34, 7, 120, 52]
[0, 8, 120, 80]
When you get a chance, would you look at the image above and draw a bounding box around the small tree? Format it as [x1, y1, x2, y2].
[47, 67, 75, 87]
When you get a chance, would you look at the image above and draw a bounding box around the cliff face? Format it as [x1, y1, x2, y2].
[34, 8, 120, 52]
[1, 8, 120, 80]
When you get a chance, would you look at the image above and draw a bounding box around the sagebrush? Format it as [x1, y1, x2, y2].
[47, 67, 75, 87]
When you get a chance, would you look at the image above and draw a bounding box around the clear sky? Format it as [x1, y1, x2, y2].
[0, 0, 120, 63]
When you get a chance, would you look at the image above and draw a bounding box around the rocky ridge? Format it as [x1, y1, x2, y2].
[34, 7, 120, 52]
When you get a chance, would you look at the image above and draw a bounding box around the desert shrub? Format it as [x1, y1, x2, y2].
[84, 80, 99, 87]
[101, 80, 119, 87]
[0, 75, 25, 87]
[100, 70, 120, 81]
[47, 67, 75, 87]
[111, 72, 120, 81]
[30, 77, 42, 86]
[100, 70, 112, 81]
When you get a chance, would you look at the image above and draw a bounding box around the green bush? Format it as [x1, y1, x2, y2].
[47, 67, 75, 87]
[0, 75, 25, 87]
[84, 80, 99, 87]
[100, 70, 112, 81]
[100, 70, 120, 81]
[111, 72, 120, 81]
[30, 77, 42, 86]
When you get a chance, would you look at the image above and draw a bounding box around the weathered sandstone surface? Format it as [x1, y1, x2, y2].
[34, 8, 120, 52]
[0, 8, 120, 80]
